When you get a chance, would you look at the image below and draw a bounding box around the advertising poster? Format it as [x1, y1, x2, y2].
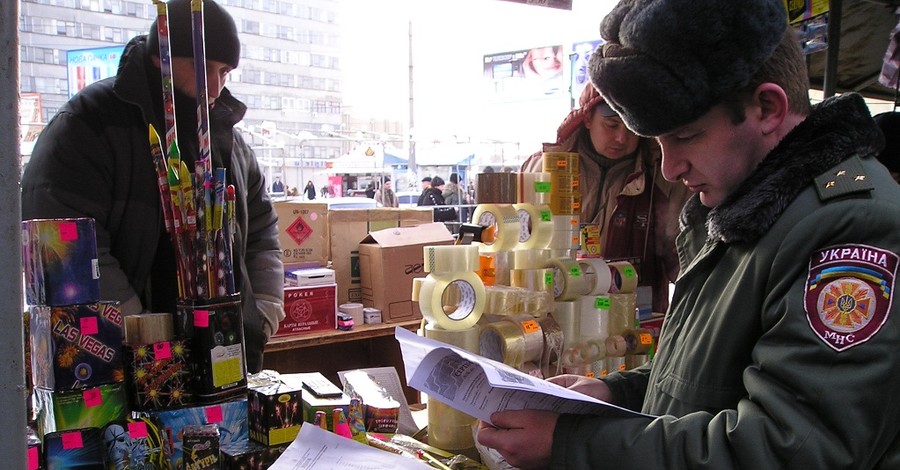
[569, 39, 604, 103]
[483, 44, 565, 101]
[20, 93, 43, 154]
[785, 0, 829, 24]
[66, 45, 125, 97]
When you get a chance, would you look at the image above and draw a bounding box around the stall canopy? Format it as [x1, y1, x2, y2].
[328, 143, 408, 174]
[808, 0, 900, 103]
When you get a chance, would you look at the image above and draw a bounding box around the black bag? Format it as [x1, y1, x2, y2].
[434, 206, 458, 222]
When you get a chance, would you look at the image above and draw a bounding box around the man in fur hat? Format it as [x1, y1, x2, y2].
[478, 0, 900, 467]
[22, 0, 284, 373]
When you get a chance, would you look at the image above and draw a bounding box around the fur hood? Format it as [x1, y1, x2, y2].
[682, 93, 884, 244]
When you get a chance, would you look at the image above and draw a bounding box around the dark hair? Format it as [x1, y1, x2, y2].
[431, 176, 445, 187]
[449, 173, 459, 184]
[422, 176, 432, 182]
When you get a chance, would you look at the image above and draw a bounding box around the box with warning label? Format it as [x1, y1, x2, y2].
[274, 201, 328, 267]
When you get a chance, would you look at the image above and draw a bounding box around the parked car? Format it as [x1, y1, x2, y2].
[395, 190, 421, 208]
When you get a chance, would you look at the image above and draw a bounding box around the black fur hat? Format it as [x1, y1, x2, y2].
[147, 0, 240, 69]
[589, 0, 788, 136]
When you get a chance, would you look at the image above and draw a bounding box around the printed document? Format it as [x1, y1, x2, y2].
[394, 326, 647, 425]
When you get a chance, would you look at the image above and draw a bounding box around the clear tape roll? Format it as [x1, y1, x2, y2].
[480, 320, 526, 369]
[520, 290, 553, 316]
[549, 248, 578, 259]
[419, 272, 486, 330]
[538, 316, 564, 378]
[428, 399, 477, 451]
[608, 260, 639, 293]
[423, 244, 480, 273]
[551, 214, 580, 231]
[513, 203, 554, 250]
[578, 258, 612, 296]
[517, 172, 552, 205]
[484, 285, 522, 316]
[510, 268, 553, 294]
[472, 204, 520, 252]
[513, 249, 549, 270]
[424, 322, 481, 353]
[549, 229, 581, 250]
[545, 257, 588, 301]
[411, 277, 425, 302]
[339, 302, 365, 326]
[579, 296, 610, 345]
[512, 314, 544, 363]
[607, 293, 637, 337]
[551, 300, 580, 350]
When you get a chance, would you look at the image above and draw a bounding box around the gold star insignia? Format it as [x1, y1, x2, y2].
[835, 170, 847, 177]
[825, 181, 836, 189]
[854, 175, 866, 181]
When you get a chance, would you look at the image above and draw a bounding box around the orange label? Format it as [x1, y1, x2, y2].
[640, 333, 653, 345]
[520, 319, 540, 334]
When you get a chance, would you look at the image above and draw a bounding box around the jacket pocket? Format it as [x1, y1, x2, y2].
[654, 372, 745, 413]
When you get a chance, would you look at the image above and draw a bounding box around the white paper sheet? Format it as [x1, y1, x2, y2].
[394, 326, 647, 425]
[269, 422, 431, 469]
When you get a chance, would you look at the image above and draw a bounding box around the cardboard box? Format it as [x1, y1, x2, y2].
[248, 380, 303, 446]
[101, 417, 169, 469]
[358, 223, 454, 323]
[125, 339, 193, 411]
[22, 218, 101, 307]
[273, 284, 337, 337]
[44, 427, 105, 470]
[285, 267, 336, 287]
[274, 201, 329, 266]
[281, 372, 351, 430]
[328, 208, 433, 306]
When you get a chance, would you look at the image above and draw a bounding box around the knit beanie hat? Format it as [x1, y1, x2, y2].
[588, 0, 788, 136]
[146, 0, 240, 69]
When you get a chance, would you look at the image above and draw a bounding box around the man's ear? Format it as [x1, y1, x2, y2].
[753, 83, 788, 136]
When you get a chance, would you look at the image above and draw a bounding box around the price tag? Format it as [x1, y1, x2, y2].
[28, 447, 38, 470]
[128, 421, 149, 439]
[80, 317, 98, 336]
[520, 319, 540, 334]
[594, 296, 611, 310]
[83, 388, 102, 408]
[624, 267, 636, 278]
[534, 182, 551, 193]
[540, 210, 552, 222]
[154, 341, 172, 360]
[569, 266, 582, 277]
[205, 405, 223, 424]
[58, 222, 78, 241]
[61, 431, 84, 450]
[194, 310, 210, 328]
[639, 333, 653, 345]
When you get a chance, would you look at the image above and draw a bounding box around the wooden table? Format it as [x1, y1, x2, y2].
[263, 319, 421, 404]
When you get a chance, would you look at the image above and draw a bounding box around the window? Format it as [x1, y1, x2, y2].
[243, 19, 260, 35]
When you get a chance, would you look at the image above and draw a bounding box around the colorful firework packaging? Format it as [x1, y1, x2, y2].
[101, 417, 169, 469]
[247, 378, 303, 446]
[182, 424, 220, 470]
[33, 382, 128, 437]
[44, 427, 106, 470]
[29, 302, 124, 391]
[146, 397, 248, 469]
[220, 439, 288, 469]
[125, 338, 194, 411]
[22, 218, 100, 307]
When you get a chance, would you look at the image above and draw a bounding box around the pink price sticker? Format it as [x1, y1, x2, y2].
[58, 221, 79, 241]
[83, 388, 103, 408]
[28, 447, 38, 470]
[205, 405, 223, 424]
[80, 316, 99, 336]
[154, 341, 172, 360]
[61, 431, 84, 450]
[128, 421, 149, 439]
[194, 310, 210, 328]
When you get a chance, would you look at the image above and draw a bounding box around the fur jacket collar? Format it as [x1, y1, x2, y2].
[681, 93, 883, 244]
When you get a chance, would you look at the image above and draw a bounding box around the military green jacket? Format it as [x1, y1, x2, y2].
[552, 94, 900, 468]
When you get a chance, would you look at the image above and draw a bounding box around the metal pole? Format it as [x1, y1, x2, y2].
[822, 0, 843, 98]
[407, 18, 416, 176]
[0, 0, 28, 467]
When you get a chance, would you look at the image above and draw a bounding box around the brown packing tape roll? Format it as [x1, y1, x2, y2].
[476, 172, 518, 204]
[424, 323, 481, 353]
[549, 194, 581, 216]
[541, 152, 580, 173]
[608, 260, 639, 293]
[124, 312, 174, 345]
[479, 320, 526, 369]
[427, 399, 477, 451]
[549, 173, 579, 195]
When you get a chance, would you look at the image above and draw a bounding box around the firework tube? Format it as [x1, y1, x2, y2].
[190, 0, 212, 174]
[223, 184, 236, 295]
[213, 168, 227, 296]
[153, 0, 178, 149]
[148, 125, 174, 234]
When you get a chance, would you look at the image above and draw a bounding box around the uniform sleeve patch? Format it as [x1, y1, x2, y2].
[805, 244, 897, 351]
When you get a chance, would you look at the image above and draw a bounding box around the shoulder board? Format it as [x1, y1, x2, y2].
[813, 155, 874, 202]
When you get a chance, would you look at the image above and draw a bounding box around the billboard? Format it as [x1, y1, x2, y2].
[570, 39, 604, 101]
[66, 45, 125, 97]
[483, 45, 565, 101]
[20, 93, 43, 155]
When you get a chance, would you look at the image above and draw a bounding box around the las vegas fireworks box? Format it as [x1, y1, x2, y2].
[247, 378, 303, 446]
[29, 302, 124, 391]
[22, 217, 101, 307]
[33, 382, 128, 436]
[273, 284, 337, 337]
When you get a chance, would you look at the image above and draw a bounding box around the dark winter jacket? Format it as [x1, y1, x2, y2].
[552, 94, 900, 469]
[21, 35, 284, 373]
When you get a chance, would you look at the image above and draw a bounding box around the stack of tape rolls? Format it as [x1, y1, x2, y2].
[549, 214, 581, 254]
[512, 248, 550, 269]
[520, 290, 553, 317]
[472, 204, 520, 253]
[476, 172, 518, 204]
[477, 251, 512, 287]
[607, 293, 637, 337]
[517, 172, 552, 205]
[545, 257, 588, 301]
[424, 322, 480, 353]
[419, 244, 485, 331]
[484, 285, 522, 316]
[577, 258, 612, 296]
[578, 296, 610, 344]
[510, 267, 553, 294]
[608, 260, 639, 293]
[513, 203, 553, 250]
[606, 356, 627, 375]
[551, 299, 580, 350]
[479, 320, 526, 369]
[339, 303, 365, 326]
[541, 152, 581, 216]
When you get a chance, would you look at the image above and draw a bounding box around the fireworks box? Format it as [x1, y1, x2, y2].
[33, 382, 128, 437]
[273, 284, 337, 337]
[44, 427, 105, 470]
[174, 294, 248, 403]
[27, 426, 42, 470]
[248, 378, 303, 446]
[148, 397, 248, 470]
[182, 424, 220, 470]
[101, 417, 169, 469]
[221, 440, 288, 469]
[30, 303, 124, 391]
[22, 218, 101, 307]
[274, 201, 328, 266]
[281, 372, 350, 430]
[125, 339, 193, 411]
